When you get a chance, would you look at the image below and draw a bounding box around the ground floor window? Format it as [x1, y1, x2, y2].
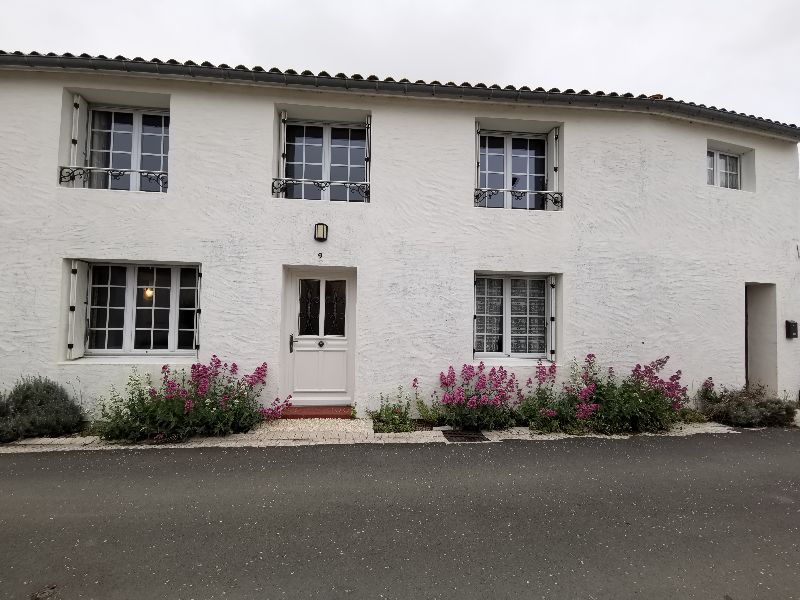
[474, 274, 553, 358]
[85, 264, 199, 354]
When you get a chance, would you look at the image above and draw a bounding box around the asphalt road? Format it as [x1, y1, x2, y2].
[1, 429, 798, 600]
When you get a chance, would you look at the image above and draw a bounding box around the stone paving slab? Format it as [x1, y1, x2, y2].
[0, 421, 770, 454]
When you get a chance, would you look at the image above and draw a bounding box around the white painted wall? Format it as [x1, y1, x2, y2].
[1, 69, 799, 414]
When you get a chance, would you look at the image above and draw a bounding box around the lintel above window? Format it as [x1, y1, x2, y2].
[474, 124, 563, 211]
[272, 111, 371, 202]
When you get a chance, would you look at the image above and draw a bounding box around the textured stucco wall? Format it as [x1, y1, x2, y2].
[1, 70, 799, 414]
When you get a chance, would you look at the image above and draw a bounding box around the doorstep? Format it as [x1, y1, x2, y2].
[282, 405, 353, 419]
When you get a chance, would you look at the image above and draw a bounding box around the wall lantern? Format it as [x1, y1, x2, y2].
[314, 223, 328, 242]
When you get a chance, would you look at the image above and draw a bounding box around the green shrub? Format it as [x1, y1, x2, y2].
[415, 398, 444, 425]
[699, 381, 797, 427]
[96, 356, 290, 442]
[591, 379, 678, 434]
[676, 407, 707, 423]
[0, 376, 84, 442]
[520, 355, 686, 435]
[368, 386, 415, 433]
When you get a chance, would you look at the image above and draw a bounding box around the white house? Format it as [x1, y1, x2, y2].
[1, 51, 799, 414]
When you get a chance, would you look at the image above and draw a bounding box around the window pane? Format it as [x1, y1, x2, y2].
[91, 286, 108, 306]
[178, 331, 195, 350]
[528, 337, 546, 353]
[152, 330, 169, 350]
[89, 330, 106, 349]
[485, 335, 502, 352]
[299, 279, 320, 335]
[179, 288, 196, 308]
[286, 144, 303, 162]
[113, 112, 133, 131]
[140, 136, 162, 155]
[331, 146, 349, 165]
[180, 268, 197, 288]
[112, 132, 132, 152]
[178, 309, 195, 329]
[154, 309, 170, 329]
[90, 308, 107, 329]
[486, 136, 504, 150]
[330, 185, 348, 201]
[91, 131, 111, 152]
[108, 309, 124, 328]
[136, 309, 152, 328]
[111, 152, 131, 169]
[106, 330, 123, 349]
[349, 128, 366, 146]
[134, 330, 151, 349]
[154, 288, 170, 308]
[92, 265, 110, 285]
[305, 145, 323, 165]
[137, 267, 154, 287]
[109, 266, 126, 286]
[324, 280, 346, 336]
[92, 111, 112, 130]
[141, 114, 164, 134]
[155, 268, 171, 287]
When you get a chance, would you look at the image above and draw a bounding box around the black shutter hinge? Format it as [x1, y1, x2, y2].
[550, 350, 556, 356]
[550, 316, 555, 322]
[196, 308, 201, 315]
[67, 343, 74, 349]
[365, 156, 370, 163]
[73, 102, 79, 109]
[281, 152, 286, 159]
[71, 268, 78, 275]
[71, 138, 78, 145]
[69, 305, 76, 312]
[550, 282, 556, 289]
[195, 344, 200, 350]
[553, 166, 559, 172]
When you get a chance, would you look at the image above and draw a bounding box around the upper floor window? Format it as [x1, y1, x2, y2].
[474, 126, 562, 210]
[707, 150, 740, 189]
[88, 110, 169, 192]
[272, 111, 371, 202]
[59, 94, 169, 192]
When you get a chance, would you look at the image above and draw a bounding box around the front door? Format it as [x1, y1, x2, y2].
[287, 271, 354, 405]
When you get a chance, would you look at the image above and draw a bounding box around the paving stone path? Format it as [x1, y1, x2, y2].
[0, 420, 744, 453]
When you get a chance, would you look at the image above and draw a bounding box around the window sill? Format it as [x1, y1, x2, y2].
[474, 356, 555, 368]
[59, 354, 196, 366]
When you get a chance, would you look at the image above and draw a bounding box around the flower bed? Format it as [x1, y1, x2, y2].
[96, 356, 291, 442]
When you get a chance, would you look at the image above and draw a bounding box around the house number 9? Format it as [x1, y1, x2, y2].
[318, 253, 323, 259]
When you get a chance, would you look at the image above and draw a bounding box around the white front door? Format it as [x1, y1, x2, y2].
[287, 271, 355, 405]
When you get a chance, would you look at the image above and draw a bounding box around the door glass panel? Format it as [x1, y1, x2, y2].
[324, 280, 346, 336]
[299, 279, 321, 335]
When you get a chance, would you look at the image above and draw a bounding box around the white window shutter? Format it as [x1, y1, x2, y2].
[71, 95, 88, 167]
[475, 120, 481, 188]
[547, 274, 557, 362]
[195, 268, 202, 355]
[365, 115, 372, 182]
[67, 260, 89, 359]
[278, 110, 287, 180]
[546, 126, 559, 194]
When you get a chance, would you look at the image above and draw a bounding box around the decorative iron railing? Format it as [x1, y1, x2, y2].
[272, 178, 370, 202]
[474, 188, 563, 210]
[59, 166, 168, 190]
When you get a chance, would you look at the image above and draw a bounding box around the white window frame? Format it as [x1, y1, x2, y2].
[85, 264, 198, 356]
[278, 115, 371, 202]
[473, 274, 554, 360]
[476, 130, 551, 210]
[87, 106, 170, 192]
[706, 149, 741, 190]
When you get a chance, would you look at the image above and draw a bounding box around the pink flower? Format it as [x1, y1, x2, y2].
[539, 408, 557, 419]
[575, 402, 599, 420]
[184, 398, 195, 413]
[411, 377, 419, 389]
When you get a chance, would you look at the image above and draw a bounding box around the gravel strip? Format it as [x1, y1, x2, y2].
[0, 421, 777, 454]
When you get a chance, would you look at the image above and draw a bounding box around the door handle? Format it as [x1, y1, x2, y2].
[289, 333, 294, 353]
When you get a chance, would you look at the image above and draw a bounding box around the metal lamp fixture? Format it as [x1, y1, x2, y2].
[314, 223, 328, 242]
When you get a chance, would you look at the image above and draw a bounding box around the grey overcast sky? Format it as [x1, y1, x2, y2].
[2, 0, 798, 125]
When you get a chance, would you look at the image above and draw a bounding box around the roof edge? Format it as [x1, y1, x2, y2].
[2, 51, 799, 142]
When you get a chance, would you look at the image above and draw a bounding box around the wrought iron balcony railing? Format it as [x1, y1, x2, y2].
[59, 166, 168, 190]
[272, 178, 370, 202]
[474, 188, 563, 210]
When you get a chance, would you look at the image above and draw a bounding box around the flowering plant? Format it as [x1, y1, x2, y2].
[433, 362, 519, 430]
[98, 356, 290, 442]
[368, 380, 418, 433]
